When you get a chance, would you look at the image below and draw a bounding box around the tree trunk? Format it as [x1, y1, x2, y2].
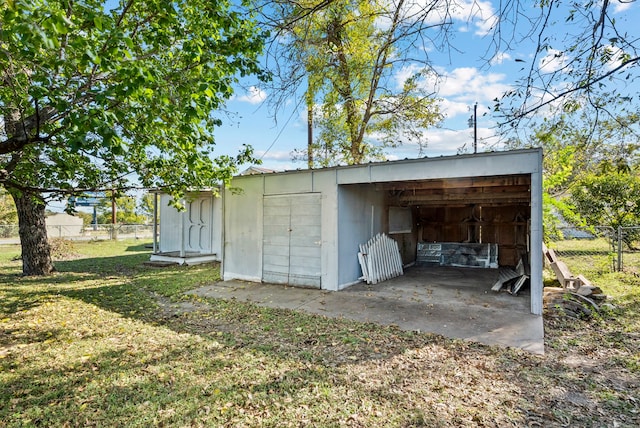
[9, 188, 54, 275]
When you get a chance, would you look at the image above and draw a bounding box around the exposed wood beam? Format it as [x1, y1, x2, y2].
[400, 199, 531, 207]
[381, 175, 531, 191]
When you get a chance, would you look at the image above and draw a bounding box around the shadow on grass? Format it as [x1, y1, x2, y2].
[125, 243, 152, 252]
[2, 251, 639, 427]
[54, 253, 152, 275]
[1, 330, 343, 426]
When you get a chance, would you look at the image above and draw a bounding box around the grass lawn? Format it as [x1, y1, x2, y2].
[1, 239, 638, 427]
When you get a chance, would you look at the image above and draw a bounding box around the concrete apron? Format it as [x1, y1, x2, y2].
[189, 266, 544, 355]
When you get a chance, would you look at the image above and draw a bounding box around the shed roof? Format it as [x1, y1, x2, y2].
[233, 148, 542, 183]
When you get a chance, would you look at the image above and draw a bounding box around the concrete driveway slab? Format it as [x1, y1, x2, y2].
[188, 266, 544, 354]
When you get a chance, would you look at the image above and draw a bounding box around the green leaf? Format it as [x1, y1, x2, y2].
[93, 16, 103, 31]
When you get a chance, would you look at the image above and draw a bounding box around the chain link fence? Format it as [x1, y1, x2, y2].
[0, 224, 154, 244]
[550, 226, 639, 273]
[618, 226, 640, 273]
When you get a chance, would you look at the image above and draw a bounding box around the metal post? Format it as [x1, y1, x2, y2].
[152, 192, 158, 254]
[180, 198, 185, 258]
[618, 226, 623, 272]
[307, 96, 313, 169]
[111, 191, 117, 240]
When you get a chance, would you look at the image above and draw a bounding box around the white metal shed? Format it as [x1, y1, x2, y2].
[221, 148, 544, 315]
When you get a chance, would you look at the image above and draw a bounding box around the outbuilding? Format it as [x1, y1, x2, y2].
[149, 190, 222, 265]
[46, 213, 84, 238]
[222, 148, 544, 315]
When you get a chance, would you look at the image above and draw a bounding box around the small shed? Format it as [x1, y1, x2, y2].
[46, 213, 83, 238]
[221, 149, 544, 315]
[149, 190, 222, 265]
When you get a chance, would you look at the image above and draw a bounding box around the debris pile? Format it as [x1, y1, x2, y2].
[491, 256, 529, 295]
[358, 234, 404, 284]
[542, 244, 608, 319]
[543, 285, 607, 319]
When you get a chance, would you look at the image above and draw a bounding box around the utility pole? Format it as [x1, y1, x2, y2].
[306, 82, 314, 169]
[468, 102, 478, 154]
[473, 102, 477, 154]
[307, 100, 313, 168]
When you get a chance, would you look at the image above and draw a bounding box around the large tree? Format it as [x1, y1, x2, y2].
[491, 0, 640, 137]
[263, 1, 640, 155]
[260, 0, 444, 165]
[571, 164, 640, 248]
[0, 0, 266, 274]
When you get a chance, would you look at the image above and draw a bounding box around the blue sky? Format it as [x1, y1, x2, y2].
[213, 0, 638, 172]
[51, 0, 638, 213]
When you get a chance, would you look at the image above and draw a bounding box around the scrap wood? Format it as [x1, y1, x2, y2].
[543, 287, 603, 319]
[492, 255, 529, 293]
[543, 244, 588, 290]
[358, 233, 403, 285]
[576, 284, 604, 298]
[492, 267, 520, 291]
[510, 275, 528, 295]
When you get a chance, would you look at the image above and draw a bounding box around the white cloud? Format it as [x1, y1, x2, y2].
[602, 45, 627, 71]
[539, 49, 569, 73]
[252, 150, 301, 171]
[429, 67, 509, 115]
[377, 0, 497, 36]
[393, 64, 510, 121]
[237, 86, 267, 105]
[419, 0, 497, 36]
[255, 149, 291, 161]
[613, 0, 634, 13]
[490, 51, 511, 65]
[438, 99, 471, 118]
[393, 63, 423, 89]
[383, 126, 500, 158]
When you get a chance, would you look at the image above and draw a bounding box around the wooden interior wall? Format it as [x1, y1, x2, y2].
[384, 174, 532, 267]
[415, 205, 529, 266]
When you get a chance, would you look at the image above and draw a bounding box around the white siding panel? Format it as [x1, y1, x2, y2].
[263, 254, 290, 267]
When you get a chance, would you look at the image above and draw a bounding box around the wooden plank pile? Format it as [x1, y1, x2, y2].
[358, 233, 404, 284]
[542, 244, 607, 319]
[543, 244, 587, 289]
[491, 257, 529, 295]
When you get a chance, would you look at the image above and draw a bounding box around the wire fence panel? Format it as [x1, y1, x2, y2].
[0, 225, 19, 239]
[548, 226, 617, 274]
[619, 226, 640, 274]
[0, 224, 155, 244]
[548, 226, 640, 273]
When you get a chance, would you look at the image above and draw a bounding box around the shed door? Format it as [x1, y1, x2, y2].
[263, 194, 321, 288]
[185, 196, 212, 253]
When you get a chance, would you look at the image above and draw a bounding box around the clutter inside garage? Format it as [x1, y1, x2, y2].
[383, 174, 532, 293]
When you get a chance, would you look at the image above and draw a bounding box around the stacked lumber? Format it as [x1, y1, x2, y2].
[542, 244, 608, 318]
[543, 244, 585, 290]
[358, 233, 404, 284]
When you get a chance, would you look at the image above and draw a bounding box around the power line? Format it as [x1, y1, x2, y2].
[260, 96, 306, 160]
